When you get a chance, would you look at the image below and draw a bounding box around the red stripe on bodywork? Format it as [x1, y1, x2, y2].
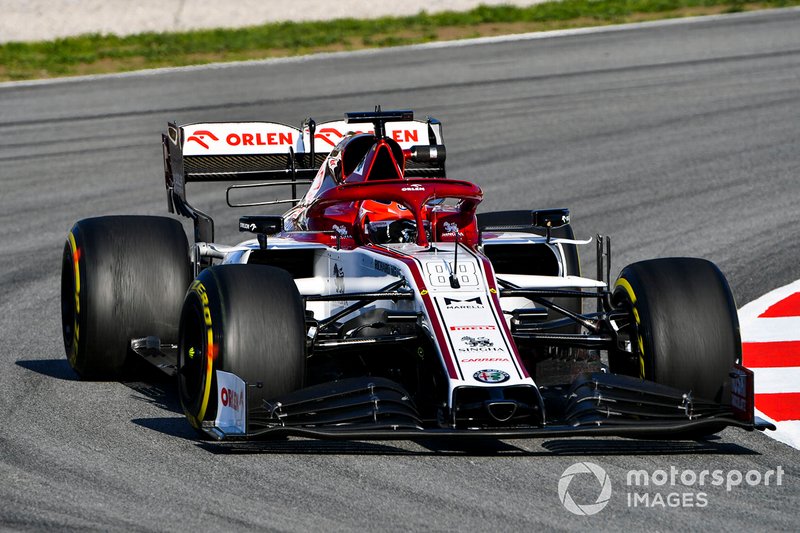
[756, 393, 800, 422]
[743, 341, 800, 368]
[477, 255, 530, 378]
[759, 292, 800, 318]
[367, 246, 460, 379]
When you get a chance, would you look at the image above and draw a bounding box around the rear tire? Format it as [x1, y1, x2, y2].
[61, 216, 191, 379]
[609, 258, 740, 403]
[177, 265, 306, 430]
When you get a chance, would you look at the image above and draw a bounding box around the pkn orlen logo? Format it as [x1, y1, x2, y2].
[186, 130, 219, 149]
[558, 462, 612, 516]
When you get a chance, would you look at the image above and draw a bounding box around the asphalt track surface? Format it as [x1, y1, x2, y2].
[1, 9, 799, 531]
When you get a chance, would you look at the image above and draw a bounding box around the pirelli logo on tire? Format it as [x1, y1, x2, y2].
[615, 277, 646, 379]
[190, 280, 215, 358]
[189, 280, 217, 426]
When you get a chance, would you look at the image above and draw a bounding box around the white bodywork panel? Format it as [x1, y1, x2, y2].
[180, 122, 302, 156]
[203, 232, 604, 410]
[214, 370, 247, 435]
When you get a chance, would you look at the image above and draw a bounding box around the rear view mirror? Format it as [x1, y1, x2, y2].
[532, 209, 570, 229]
[239, 216, 283, 235]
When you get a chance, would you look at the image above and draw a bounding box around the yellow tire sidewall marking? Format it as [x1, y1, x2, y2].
[188, 280, 215, 428]
[615, 277, 646, 379]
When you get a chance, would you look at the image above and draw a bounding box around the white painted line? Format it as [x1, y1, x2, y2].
[741, 317, 800, 343]
[755, 409, 800, 449]
[739, 278, 800, 325]
[739, 278, 800, 450]
[752, 367, 800, 394]
[1, 7, 799, 89]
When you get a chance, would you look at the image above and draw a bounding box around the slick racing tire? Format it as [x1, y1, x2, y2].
[177, 265, 306, 431]
[61, 216, 191, 379]
[610, 258, 740, 404]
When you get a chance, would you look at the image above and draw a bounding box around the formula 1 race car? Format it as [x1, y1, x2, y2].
[60, 109, 772, 440]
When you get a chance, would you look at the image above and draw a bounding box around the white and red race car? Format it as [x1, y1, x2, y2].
[61, 109, 772, 440]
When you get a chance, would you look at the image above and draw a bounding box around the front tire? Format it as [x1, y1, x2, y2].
[177, 265, 306, 430]
[609, 257, 740, 403]
[61, 216, 190, 379]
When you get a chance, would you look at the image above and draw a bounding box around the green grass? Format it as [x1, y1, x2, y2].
[1, 0, 797, 81]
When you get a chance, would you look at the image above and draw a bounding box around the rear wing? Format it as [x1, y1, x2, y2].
[162, 115, 445, 243]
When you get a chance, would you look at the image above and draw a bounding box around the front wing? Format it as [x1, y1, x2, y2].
[201, 365, 774, 441]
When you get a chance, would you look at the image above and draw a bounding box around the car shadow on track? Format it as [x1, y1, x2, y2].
[123, 380, 184, 414]
[16, 358, 78, 380]
[16, 357, 185, 414]
[198, 438, 562, 456]
[131, 416, 203, 441]
[539, 438, 757, 456]
[190, 436, 758, 457]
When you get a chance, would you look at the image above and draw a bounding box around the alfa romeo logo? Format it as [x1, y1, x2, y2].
[472, 369, 509, 383]
[558, 462, 612, 516]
